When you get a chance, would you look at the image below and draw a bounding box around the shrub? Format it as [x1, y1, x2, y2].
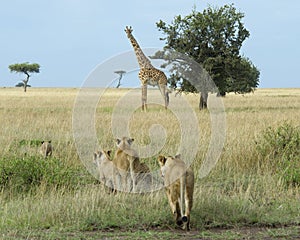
[0, 156, 42, 191]
[256, 122, 300, 186]
[0, 156, 96, 193]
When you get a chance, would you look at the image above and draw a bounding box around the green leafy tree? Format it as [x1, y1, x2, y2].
[9, 62, 40, 92]
[156, 4, 260, 109]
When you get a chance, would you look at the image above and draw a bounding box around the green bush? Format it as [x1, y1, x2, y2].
[0, 156, 96, 192]
[256, 122, 300, 186]
[0, 156, 43, 190]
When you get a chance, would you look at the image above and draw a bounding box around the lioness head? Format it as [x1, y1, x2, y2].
[157, 154, 182, 178]
[158, 154, 181, 166]
[93, 150, 112, 167]
[116, 137, 134, 150]
[40, 140, 52, 148]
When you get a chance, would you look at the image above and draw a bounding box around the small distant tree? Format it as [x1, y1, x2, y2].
[9, 62, 40, 92]
[114, 70, 126, 88]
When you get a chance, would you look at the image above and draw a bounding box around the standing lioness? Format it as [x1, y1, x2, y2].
[112, 137, 151, 192]
[158, 154, 194, 231]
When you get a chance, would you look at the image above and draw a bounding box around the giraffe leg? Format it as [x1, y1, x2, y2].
[159, 84, 168, 110]
[141, 84, 147, 111]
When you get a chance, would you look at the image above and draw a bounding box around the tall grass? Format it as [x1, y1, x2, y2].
[0, 87, 299, 232]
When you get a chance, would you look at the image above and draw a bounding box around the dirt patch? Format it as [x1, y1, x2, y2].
[2, 225, 299, 239]
[78, 224, 300, 239]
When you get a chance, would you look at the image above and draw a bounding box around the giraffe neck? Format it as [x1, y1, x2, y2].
[127, 34, 153, 69]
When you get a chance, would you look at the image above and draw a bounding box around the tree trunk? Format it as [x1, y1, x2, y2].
[217, 91, 226, 97]
[116, 74, 122, 88]
[199, 91, 208, 110]
[115, 71, 125, 88]
[116, 79, 121, 88]
[23, 73, 30, 93]
[23, 80, 28, 92]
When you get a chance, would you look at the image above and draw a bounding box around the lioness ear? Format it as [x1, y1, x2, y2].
[116, 138, 121, 145]
[128, 138, 134, 145]
[93, 152, 97, 160]
[48, 140, 51, 144]
[41, 141, 44, 144]
[99, 151, 103, 157]
[107, 150, 112, 157]
[175, 154, 181, 159]
[158, 155, 166, 165]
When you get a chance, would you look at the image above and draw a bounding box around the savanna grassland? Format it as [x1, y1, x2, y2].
[0, 87, 299, 239]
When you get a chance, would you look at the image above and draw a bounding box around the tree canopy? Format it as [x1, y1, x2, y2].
[155, 4, 260, 109]
[9, 62, 40, 92]
[15, 82, 31, 88]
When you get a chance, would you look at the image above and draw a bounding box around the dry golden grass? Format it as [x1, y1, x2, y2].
[0, 87, 299, 233]
[1, 87, 299, 175]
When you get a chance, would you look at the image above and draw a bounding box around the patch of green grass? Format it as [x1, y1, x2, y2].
[18, 139, 43, 147]
[256, 122, 300, 186]
[0, 156, 96, 193]
[97, 106, 113, 113]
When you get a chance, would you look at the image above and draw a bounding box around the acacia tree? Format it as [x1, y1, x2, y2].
[156, 4, 260, 109]
[114, 70, 126, 88]
[9, 62, 40, 92]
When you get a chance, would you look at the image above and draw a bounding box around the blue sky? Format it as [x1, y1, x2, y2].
[0, 0, 299, 88]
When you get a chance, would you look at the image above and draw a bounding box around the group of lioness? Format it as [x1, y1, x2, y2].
[93, 136, 195, 231]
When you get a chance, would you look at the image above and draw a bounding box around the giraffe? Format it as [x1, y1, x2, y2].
[124, 26, 169, 111]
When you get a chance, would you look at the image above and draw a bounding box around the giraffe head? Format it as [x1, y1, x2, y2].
[125, 26, 133, 36]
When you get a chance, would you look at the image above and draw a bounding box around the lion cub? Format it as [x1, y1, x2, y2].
[112, 137, 151, 193]
[93, 150, 118, 193]
[40, 141, 53, 158]
[158, 154, 194, 231]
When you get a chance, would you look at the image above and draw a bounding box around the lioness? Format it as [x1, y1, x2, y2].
[93, 150, 118, 193]
[134, 161, 152, 193]
[112, 137, 151, 192]
[158, 154, 194, 231]
[40, 141, 52, 158]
